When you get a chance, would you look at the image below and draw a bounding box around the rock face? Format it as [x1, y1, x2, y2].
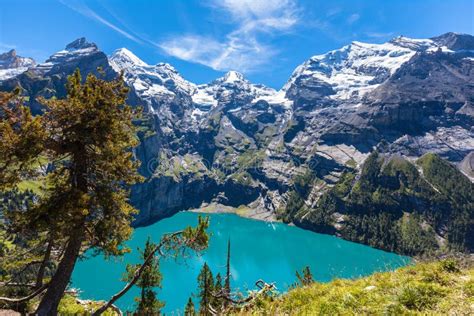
[1, 33, 473, 228]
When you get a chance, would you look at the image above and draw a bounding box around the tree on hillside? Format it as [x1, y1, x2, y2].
[93, 216, 209, 315]
[0, 70, 142, 314]
[197, 263, 214, 315]
[0, 70, 210, 315]
[125, 237, 164, 315]
[213, 273, 224, 308]
[184, 297, 196, 316]
[224, 239, 231, 304]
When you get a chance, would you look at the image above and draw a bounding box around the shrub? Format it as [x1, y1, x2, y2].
[397, 283, 445, 311]
[439, 259, 460, 273]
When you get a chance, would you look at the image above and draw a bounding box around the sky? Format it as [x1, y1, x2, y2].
[1, 0, 473, 88]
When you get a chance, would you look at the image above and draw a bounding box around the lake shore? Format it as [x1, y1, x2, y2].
[189, 202, 279, 222]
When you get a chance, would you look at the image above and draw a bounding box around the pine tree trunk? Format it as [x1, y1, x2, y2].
[35, 234, 54, 289]
[35, 227, 84, 316]
[224, 239, 231, 307]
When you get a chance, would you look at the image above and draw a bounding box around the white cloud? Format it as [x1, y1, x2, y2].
[159, 0, 299, 72]
[160, 33, 277, 72]
[214, 0, 298, 29]
[58, 0, 144, 44]
[347, 13, 360, 25]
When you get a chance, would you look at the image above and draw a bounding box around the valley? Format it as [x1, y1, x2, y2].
[1, 32, 472, 256]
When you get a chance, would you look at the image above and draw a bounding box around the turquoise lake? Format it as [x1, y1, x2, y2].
[72, 212, 410, 314]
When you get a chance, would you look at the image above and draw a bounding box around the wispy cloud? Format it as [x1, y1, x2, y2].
[365, 31, 395, 39]
[159, 0, 300, 72]
[57, 0, 144, 44]
[347, 13, 360, 25]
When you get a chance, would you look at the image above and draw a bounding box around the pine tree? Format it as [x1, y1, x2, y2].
[184, 297, 195, 316]
[213, 273, 224, 308]
[197, 263, 214, 315]
[224, 238, 231, 308]
[125, 237, 164, 315]
[0, 70, 142, 314]
[1, 74, 211, 314]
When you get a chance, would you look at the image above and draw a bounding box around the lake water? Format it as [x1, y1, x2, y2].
[72, 212, 410, 314]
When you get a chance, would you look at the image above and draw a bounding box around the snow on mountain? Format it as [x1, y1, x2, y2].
[110, 48, 195, 112]
[0, 49, 35, 81]
[191, 85, 218, 109]
[283, 35, 447, 101]
[192, 70, 287, 109]
[222, 70, 244, 83]
[35, 37, 100, 73]
[109, 48, 288, 117]
[388, 36, 435, 50]
[109, 48, 147, 70]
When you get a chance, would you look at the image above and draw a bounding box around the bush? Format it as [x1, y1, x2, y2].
[439, 259, 460, 273]
[397, 283, 445, 311]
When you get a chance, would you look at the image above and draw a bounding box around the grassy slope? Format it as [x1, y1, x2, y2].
[242, 260, 473, 315]
[57, 295, 117, 315]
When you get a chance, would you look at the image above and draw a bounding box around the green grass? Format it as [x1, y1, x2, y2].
[238, 260, 473, 315]
[14, 155, 49, 195]
[58, 294, 117, 315]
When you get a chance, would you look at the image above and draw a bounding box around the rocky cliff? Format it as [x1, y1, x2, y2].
[1, 33, 472, 252]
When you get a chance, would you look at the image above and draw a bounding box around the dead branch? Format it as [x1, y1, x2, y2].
[0, 282, 49, 304]
[212, 279, 276, 306]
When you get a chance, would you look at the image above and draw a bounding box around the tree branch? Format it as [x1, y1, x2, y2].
[0, 282, 49, 304]
[92, 231, 183, 315]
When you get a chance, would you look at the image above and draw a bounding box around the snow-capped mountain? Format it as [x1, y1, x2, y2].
[110, 47, 195, 113]
[192, 70, 283, 109]
[0, 49, 35, 81]
[110, 48, 287, 115]
[0, 33, 472, 228]
[0, 38, 115, 114]
[284, 33, 473, 104]
[33, 37, 110, 77]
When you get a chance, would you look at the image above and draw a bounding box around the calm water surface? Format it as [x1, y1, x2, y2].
[72, 212, 410, 313]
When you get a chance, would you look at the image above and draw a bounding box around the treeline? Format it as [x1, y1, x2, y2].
[278, 152, 473, 256]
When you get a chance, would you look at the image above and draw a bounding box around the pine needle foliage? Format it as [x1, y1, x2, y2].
[0, 69, 143, 314]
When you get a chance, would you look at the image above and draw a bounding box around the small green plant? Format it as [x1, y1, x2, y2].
[439, 259, 460, 273]
[397, 283, 445, 311]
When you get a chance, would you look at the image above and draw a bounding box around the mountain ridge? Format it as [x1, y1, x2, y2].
[1, 32, 472, 255]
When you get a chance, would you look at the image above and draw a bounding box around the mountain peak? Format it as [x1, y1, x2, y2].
[110, 48, 147, 69]
[223, 70, 245, 83]
[65, 37, 98, 51]
[156, 62, 179, 74]
[388, 35, 434, 50]
[0, 49, 36, 80]
[431, 32, 474, 51]
[0, 49, 17, 58]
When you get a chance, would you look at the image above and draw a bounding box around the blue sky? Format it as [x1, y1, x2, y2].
[1, 0, 473, 88]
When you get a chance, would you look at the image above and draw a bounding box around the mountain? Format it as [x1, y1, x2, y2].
[0, 49, 35, 81]
[0, 37, 116, 113]
[1, 32, 473, 254]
